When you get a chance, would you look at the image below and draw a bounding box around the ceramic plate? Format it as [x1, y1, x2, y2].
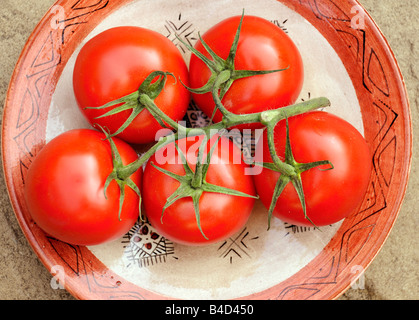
[2, 0, 411, 300]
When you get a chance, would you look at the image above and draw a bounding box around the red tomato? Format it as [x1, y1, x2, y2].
[73, 26, 190, 144]
[189, 15, 304, 126]
[24, 129, 142, 246]
[253, 111, 371, 227]
[142, 135, 256, 245]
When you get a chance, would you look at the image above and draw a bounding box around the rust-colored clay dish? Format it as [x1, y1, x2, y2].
[2, 0, 411, 300]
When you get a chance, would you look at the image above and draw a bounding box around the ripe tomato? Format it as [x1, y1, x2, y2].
[73, 26, 190, 144]
[142, 135, 256, 245]
[253, 111, 372, 227]
[189, 15, 304, 125]
[24, 129, 142, 246]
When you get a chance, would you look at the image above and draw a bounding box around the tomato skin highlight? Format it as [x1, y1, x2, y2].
[73, 26, 190, 144]
[142, 135, 256, 246]
[254, 111, 372, 227]
[24, 129, 142, 246]
[189, 15, 304, 127]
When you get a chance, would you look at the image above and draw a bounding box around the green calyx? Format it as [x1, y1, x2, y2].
[176, 12, 288, 106]
[150, 134, 258, 240]
[259, 119, 334, 230]
[85, 71, 176, 138]
[97, 125, 142, 221]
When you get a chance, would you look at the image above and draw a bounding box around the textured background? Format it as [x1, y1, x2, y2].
[0, 0, 417, 300]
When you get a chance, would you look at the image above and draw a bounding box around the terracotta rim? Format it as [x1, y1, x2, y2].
[2, 0, 411, 300]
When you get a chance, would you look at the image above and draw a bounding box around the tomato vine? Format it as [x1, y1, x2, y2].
[93, 12, 334, 232]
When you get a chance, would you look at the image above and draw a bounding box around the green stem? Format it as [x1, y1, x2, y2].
[190, 134, 209, 189]
[139, 94, 180, 130]
[117, 132, 179, 180]
[266, 124, 296, 176]
[117, 96, 330, 180]
[211, 70, 234, 119]
[259, 97, 330, 126]
[224, 97, 330, 128]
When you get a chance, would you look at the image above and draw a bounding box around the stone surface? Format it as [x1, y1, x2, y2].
[0, 0, 417, 300]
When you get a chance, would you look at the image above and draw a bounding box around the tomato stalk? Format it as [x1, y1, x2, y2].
[116, 94, 330, 181]
[261, 120, 334, 229]
[149, 134, 258, 240]
[99, 80, 330, 233]
[95, 125, 143, 221]
[116, 93, 331, 230]
[85, 71, 177, 137]
[90, 11, 335, 232]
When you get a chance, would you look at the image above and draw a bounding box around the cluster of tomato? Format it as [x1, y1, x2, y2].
[24, 14, 371, 247]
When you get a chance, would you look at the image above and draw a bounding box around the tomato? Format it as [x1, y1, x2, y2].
[73, 26, 190, 144]
[24, 129, 142, 246]
[253, 111, 372, 227]
[142, 135, 256, 245]
[188, 15, 304, 126]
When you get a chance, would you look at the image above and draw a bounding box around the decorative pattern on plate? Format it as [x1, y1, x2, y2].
[122, 220, 176, 268]
[164, 13, 198, 54]
[217, 227, 259, 264]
